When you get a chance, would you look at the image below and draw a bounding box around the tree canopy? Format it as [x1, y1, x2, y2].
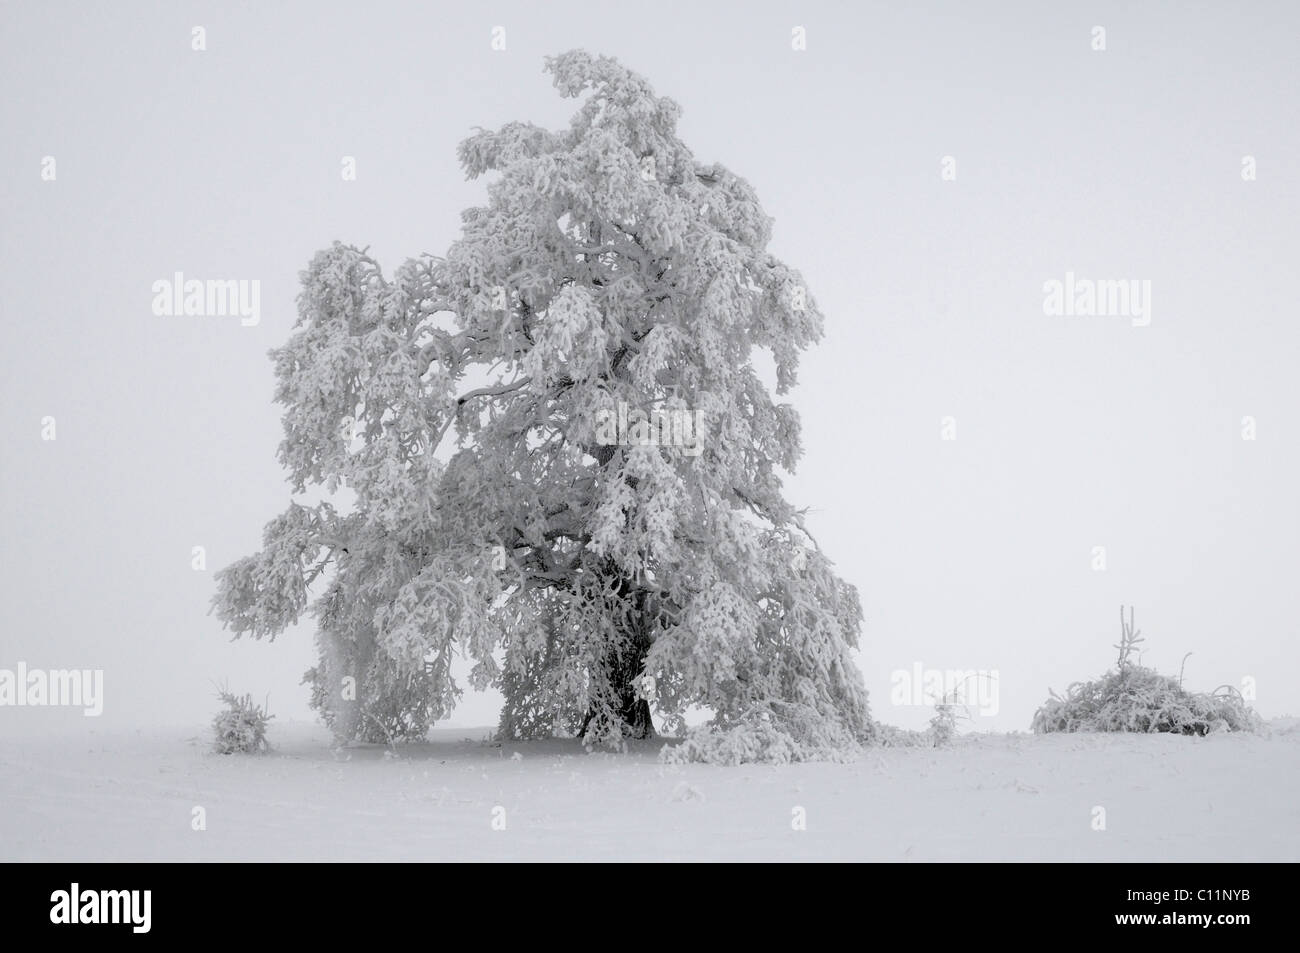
[212, 50, 874, 763]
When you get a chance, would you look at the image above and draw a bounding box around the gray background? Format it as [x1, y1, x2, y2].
[2, 0, 1296, 735]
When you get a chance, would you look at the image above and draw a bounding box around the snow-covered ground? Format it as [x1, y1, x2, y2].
[2, 720, 1297, 862]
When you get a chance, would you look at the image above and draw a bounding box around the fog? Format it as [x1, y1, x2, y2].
[2, 0, 1296, 737]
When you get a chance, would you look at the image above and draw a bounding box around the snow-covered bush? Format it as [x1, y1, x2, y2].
[874, 698, 963, 748]
[927, 700, 961, 745]
[211, 688, 274, 754]
[1032, 607, 1262, 736]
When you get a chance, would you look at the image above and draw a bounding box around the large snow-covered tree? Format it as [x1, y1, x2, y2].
[213, 50, 874, 763]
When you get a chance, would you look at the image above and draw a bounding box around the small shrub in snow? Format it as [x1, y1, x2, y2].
[875, 696, 965, 748]
[927, 700, 960, 746]
[1031, 607, 1262, 736]
[211, 687, 273, 754]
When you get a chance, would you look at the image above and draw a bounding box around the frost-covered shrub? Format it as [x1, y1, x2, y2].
[928, 701, 960, 745]
[874, 699, 963, 748]
[1032, 607, 1262, 736]
[1032, 669, 1260, 735]
[211, 688, 273, 754]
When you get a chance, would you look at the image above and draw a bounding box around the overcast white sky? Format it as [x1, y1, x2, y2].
[2, 0, 1297, 736]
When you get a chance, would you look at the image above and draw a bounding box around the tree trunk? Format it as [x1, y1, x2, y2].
[580, 635, 655, 740]
[580, 572, 655, 741]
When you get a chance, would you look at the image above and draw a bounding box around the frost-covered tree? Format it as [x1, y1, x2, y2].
[212, 50, 874, 763]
